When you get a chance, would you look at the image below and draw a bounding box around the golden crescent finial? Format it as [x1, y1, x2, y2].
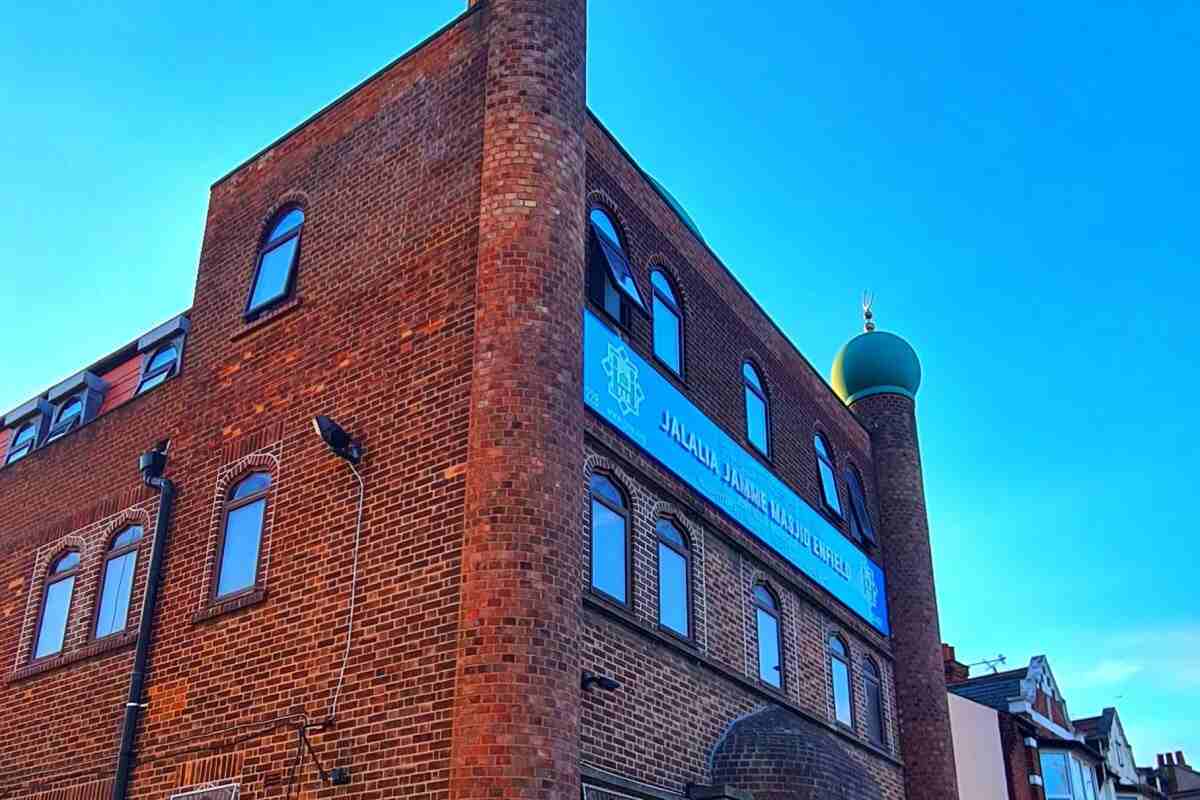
[862, 290, 876, 332]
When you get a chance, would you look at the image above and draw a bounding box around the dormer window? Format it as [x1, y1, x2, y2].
[45, 396, 84, 443]
[586, 208, 644, 326]
[5, 422, 38, 465]
[136, 345, 179, 395]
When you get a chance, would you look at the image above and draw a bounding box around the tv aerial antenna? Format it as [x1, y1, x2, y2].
[968, 654, 1007, 674]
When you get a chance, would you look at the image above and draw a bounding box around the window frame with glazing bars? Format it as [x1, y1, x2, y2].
[654, 517, 692, 641]
[863, 656, 886, 748]
[814, 432, 843, 520]
[244, 206, 305, 321]
[752, 583, 785, 691]
[829, 633, 856, 730]
[91, 526, 144, 641]
[650, 269, 684, 378]
[742, 361, 771, 458]
[135, 344, 180, 396]
[211, 472, 273, 604]
[45, 394, 85, 444]
[4, 421, 39, 465]
[33, 551, 81, 661]
[587, 472, 633, 610]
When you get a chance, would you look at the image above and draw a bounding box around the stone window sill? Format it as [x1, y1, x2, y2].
[192, 587, 268, 624]
[8, 630, 138, 684]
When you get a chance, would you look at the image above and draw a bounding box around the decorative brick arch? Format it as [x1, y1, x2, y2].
[199, 448, 282, 611]
[13, 499, 156, 677]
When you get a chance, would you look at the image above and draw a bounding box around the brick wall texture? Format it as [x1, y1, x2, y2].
[0, 3, 957, 800]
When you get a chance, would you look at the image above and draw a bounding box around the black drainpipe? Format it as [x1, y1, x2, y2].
[112, 445, 175, 800]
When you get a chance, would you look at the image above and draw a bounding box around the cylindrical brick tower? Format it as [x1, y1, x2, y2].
[832, 321, 960, 800]
[452, 1, 588, 799]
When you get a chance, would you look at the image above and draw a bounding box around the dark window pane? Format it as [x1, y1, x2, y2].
[590, 474, 623, 507]
[866, 679, 884, 744]
[95, 551, 137, 638]
[653, 296, 681, 373]
[35, 577, 74, 658]
[52, 552, 80, 573]
[753, 584, 777, 610]
[231, 472, 271, 500]
[656, 518, 684, 547]
[756, 608, 781, 687]
[590, 499, 626, 602]
[658, 542, 688, 635]
[832, 657, 852, 725]
[112, 526, 143, 549]
[602, 273, 622, 319]
[819, 459, 842, 515]
[270, 208, 304, 241]
[864, 658, 879, 678]
[217, 498, 266, 597]
[651, 270, 676, 303]
[746, 389, 768, 453]
[249, 237, 299, 311]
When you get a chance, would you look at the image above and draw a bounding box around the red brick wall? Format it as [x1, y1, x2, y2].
[451, 1, 589, 799]
[0, 8, 487, 800]
[576, 116, 908, 798]
[849, 393, 959, 800]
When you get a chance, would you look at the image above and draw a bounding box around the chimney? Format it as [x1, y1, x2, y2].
[1177, 751, 1187, 767]
[943, 643, 970, 684]
[1159, 754, 1166, 768]
[1167, 753, 1177, 766]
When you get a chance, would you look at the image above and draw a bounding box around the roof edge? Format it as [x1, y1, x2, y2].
[585, 108, 870, 438]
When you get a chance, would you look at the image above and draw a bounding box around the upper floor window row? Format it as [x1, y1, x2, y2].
[32, 526, 144, 661]
[2, 317, 189, 468]
[583, 205, 875, 550]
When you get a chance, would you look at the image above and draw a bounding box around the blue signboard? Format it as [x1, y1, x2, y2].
[583, 310, 890, 635]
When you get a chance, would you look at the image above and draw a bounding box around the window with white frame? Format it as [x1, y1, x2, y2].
[1040, 751, 1099, 800]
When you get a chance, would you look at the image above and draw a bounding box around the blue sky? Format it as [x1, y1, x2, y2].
[2, 0, 1196, 763]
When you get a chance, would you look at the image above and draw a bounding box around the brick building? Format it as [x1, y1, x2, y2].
[0, 3, 960, 800]
[945, 650, 1165, 800]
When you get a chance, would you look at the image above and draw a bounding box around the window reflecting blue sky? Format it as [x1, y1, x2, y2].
[590, 499, 626, 603]
[1, 0, 1196, 758]
[657, 542, 688, 635]
[35, 577, 74, 658]
[217, 498, 265, 597]
[95, 551, 137, 638]
[756, 608, 780, 687]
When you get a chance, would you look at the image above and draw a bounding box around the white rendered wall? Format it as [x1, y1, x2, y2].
[949, 693, 1010, 800]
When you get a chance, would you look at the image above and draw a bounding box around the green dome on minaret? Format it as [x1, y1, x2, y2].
[830, 303, 922, 404]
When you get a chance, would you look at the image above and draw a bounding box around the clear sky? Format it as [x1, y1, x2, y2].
[2, 0, 1196, 764]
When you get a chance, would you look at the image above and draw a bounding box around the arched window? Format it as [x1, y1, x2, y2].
[4, 422, 38, 465]
[246, 207, 305, 318]
[215, 472, 272, 599]
[136, 344, 179, 395]
[743, 362, 769, 456]
[34, 551, 80, 659]
[814, 434, 842, 517]
[589, 472, 630, 606]
[656, 518, 690, 637]
[829, 634, 854, 727]
[863, 657, 886, 746]
[586, 208, 644, 326]
[651, 270, 682, 375]
[753, 584, 782, 688]
[94, 526, 143, 639]
[845, 466, 877, 545]
[46, 395, 84, 443]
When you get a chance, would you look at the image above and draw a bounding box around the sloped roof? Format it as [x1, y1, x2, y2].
[948, 667, 1028, 712]
[1073, 708, 1116, 740]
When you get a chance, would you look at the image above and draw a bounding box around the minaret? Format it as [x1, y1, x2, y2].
[831, 299, 960, 800]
